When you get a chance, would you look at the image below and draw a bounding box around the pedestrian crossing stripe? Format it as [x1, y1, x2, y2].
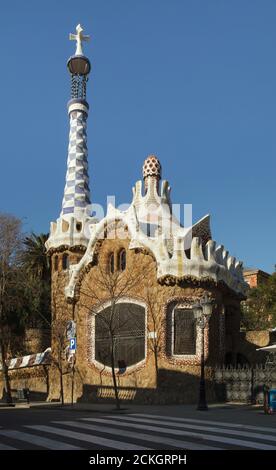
[0, 442, 17, 450]
[106, 415, 276, 444]
[25, 425, 151, 450]
[82, 416, 276, 450]
[129, 413, 276, 435]
[0, 429, 83, 450]
[53, 419, 222, 450]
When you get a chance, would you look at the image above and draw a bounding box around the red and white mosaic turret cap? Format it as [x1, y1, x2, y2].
[143, 155, 162, 194]
[143, 154, 162, 179]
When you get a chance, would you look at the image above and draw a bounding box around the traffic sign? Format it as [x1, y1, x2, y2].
[69, 337, 76, 352]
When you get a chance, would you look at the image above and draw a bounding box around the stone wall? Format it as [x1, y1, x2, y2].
[235, 330, 276, 365]
[0, 365, 50, 402]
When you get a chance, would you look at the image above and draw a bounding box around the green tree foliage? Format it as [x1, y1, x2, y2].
[0, 214, 51, 403]
[21, 232, 51, 327]
[241, 270, 276, 330]
[0, 213, 24, 402]
[22, 233, 50, 281]
[0, 214, 24, 337]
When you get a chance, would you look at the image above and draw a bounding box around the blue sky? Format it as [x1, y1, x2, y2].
[0, 0, 275, 273]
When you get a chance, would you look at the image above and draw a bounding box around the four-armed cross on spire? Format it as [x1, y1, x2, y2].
[69, 24, 90, 56]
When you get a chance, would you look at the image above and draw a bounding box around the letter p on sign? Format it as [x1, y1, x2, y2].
[70, 337, 76, 352]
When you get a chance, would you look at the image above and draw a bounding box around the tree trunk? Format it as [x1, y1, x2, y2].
[110, 340, 120, 410]
[43, 365, 50, 397]
[59, 368, 64, 405]
[153, 343, 159, 385]
[71, 357, 75, 406]
[0, 340, 13, 404]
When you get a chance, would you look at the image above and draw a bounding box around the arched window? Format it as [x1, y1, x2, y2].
[54, 255, 59, 271]
[173, 307, 197, 355]
[62, 253, 69, 270]
[94, 302, 146, 368]
[108, 253, 115, 273]
[118, 249, 126, 271]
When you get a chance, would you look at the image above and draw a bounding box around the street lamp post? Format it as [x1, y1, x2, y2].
[193, 294, 213, 411]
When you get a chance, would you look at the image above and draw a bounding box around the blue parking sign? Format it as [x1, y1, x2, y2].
[69, 337, 76, 352]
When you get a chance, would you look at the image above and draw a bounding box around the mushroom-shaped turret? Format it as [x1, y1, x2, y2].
[143, 154, 162, 194]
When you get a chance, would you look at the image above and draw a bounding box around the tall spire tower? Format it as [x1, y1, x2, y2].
[62, 24, 91, 218]
[46, 25, 93, 253]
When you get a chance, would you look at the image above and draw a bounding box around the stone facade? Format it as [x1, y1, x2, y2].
[47, 230, 244, 404]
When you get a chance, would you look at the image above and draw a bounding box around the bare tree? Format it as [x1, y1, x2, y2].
[79, 250, 153, 410]
[50, 288, 74, 406]
[0, 213, 23, 405]
[51, 318, 68, 405]
[144, 288, 164, 383]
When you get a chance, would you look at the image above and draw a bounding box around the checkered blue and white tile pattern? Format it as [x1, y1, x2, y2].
[61, 109, 91, 217]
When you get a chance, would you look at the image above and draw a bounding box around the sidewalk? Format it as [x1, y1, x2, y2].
[2, 400, 276, 427]
[0, 400, 264, 413]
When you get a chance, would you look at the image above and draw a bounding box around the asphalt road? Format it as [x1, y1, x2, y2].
[0, 403, 276, 451]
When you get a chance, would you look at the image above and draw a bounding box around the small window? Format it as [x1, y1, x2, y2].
[109, 253, 114, 273]
[118, 249, 126, 271]
[62, 253, 69, 270]
[76, 222, 82, 232]
[54, 255, 59, 271]
[173, 308, 197, 355]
